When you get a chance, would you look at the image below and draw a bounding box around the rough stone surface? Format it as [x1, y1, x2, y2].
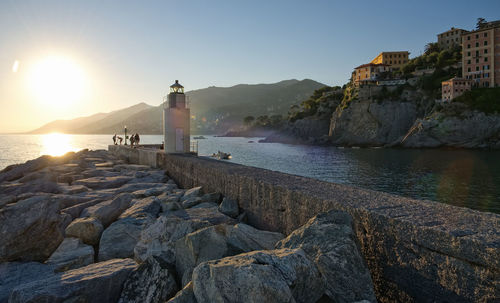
[191, 202, 218, 209]
[167, 282, 197, 303]
[181, 186, 202, 202]
[73, 175, 133, 190]
[134, 216, 211, 265]
[0, 195, 67, 262]
[276, 210, 377, 303]
[401, 110, 500, 148]
[80, 193, 133, 226]
[175, 223, 284, 286]
[181, 196, 203, 209]
[46, 237, 94, 272]
[65, 217, 104, 245]
[119, 196, 161, 220]
[192, 248, 325, 303]
[0, 261, 55, 303]
[218, 197, 239, 218]
[99, 217, 153, 261]
[167, 207, 237, 226]
[118, 256, 178, 303]
[9, 258, 137, 303]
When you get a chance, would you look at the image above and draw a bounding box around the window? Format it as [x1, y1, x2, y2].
[467, 36, 471, 40]
[476, 50, 479, 56]
[468, 67, 471, 72]
[485, 57, 488, 62]
[467, 51, 471, 56]
[485, 73, 489, 78]
[485, 49, 488, 54]
[476, 34, 479, 39]
[484, 41, 488, 46]
[484, 32, 488, 37]
[467, 44, 471, 49]
[476, 42, 479, 47]
[476, 59, 479, 63]
[467, 60, 471, 64]
[476, 66, 480, 71]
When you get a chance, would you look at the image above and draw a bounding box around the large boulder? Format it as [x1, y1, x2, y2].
[0, 262, 56, 303]
[0, 195, 67, 262]
[119, 196, 161, 220]
[80, 193, 133, 226]
[276, 210, 377, 303]
[218, 197, 239, 218]
[0, 153, 75, 183]
[99, 217, 153, 261]
[46, 237, 94, 272]
[65, 217, 104, 245]
[167, 207, 237, 226]
[73, 176, 133, 190]
[167, 282, 197, 303]
[118, 257, 178, 303]
[134, 216, 211, 265]
[181, 186, 202, 202]
[9, 258, 137, 303]
[175, 223, 284, 286]
[0, 179, 62, 196]
[192, 248, 325, 303]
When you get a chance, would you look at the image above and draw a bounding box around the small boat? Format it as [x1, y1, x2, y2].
[193, 136, 207, 139]
[211, 151, 232, 160]
[248, 140, 255, 143]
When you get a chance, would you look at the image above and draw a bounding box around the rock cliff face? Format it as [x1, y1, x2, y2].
[261, 117, 330, 144]
[329, 100, 417, 146]
[400, 110, 500, 148]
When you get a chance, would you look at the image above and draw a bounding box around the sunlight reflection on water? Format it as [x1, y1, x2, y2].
[39, 133, 76, 156]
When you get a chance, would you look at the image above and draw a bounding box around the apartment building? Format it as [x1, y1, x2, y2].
[370, 51, 409, 71]
[352, 63, 390, 85]
[437, 27, 467, 49]
[462, 20, 500, 88]
[441, 77, 472, 102]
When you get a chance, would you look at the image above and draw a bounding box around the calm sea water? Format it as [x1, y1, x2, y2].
[1, 134, 499, 214]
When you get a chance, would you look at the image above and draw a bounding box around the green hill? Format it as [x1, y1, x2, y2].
[29, 79, 325, 135]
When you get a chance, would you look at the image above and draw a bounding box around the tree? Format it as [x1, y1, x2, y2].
[243, 116, 255, 126]
[476, 18, 486, 30]
[424, 42, 440, 55]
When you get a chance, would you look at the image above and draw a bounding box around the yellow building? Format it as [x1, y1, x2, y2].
[370, 51, 409, 71]
[352, 63, 390, 85]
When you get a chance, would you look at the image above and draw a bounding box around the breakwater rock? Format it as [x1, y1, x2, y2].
[0, 150, 376, 303]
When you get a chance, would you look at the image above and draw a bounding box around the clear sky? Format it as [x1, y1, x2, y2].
[0, 0, 499, 133]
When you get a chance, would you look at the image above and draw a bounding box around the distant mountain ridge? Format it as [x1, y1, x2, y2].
[29, 79, 326, 135]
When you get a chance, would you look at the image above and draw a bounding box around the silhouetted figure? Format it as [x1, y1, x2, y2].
[112, 134, 117, 145]
[134, 133, 140, 146]
[130, 134, 135, 146]
[117, 136, 123, 145]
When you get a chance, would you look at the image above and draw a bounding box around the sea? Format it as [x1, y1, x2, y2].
[1, 134, 499, 214]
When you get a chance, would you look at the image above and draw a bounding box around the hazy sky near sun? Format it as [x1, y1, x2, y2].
[1, 0, 499, 133]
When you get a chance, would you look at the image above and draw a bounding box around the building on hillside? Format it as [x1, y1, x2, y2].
[370, 51, 409, 71]
[352, 63, 390, 85]
[437, 27, 468, 49]
[441, 77, 472, 102]
[462, 20, 500, 88]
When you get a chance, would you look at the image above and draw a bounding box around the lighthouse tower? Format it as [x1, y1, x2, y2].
[163, 80, 190, 153]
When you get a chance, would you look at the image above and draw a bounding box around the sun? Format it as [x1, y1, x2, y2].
[27, 55, 86, 107]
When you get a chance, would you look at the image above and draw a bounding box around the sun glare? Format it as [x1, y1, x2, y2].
[40, 133, 74, 156]
[27, 56, 86, 107]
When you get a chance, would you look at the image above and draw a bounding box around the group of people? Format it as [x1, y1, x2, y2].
[112, 133, 140, 146]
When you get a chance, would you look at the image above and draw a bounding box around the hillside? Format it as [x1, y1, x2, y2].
[29, 103, 153, 134]
[29, 79, 325, 135]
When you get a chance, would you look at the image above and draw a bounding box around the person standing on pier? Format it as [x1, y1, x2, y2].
[112, 134, 117, 145]
[135, 133, 140, 146]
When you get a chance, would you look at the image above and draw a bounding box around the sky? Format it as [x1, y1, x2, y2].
[0, 0, 499, 133]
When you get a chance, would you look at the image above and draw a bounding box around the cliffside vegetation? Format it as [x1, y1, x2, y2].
[454, 88, 500, 114]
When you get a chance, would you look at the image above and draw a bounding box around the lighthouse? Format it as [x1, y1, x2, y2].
[163, 80, 190, 153]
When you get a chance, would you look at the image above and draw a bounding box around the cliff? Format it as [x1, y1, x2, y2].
[401, 104, 500, 148]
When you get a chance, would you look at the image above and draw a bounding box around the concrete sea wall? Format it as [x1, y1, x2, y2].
[108, 145, 499, 302]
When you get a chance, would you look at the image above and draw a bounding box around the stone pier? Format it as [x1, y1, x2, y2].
[108, 145, 500, 303]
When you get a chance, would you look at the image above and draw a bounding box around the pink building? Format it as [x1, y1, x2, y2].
[441, 77, 472, 102]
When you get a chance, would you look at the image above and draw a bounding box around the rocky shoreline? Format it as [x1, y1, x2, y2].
[0, 149, 377, 303]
